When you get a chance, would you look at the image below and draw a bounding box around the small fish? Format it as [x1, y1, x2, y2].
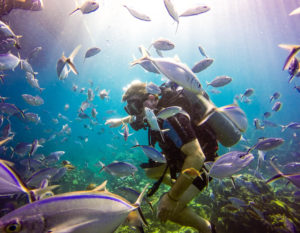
[179, 5, 210, 17]
[272, 101, 282, 112]
[20, 59, 37, 75]
[206, 75, 232, 87]
[281, 122, 300, 132]
[156, 106, 186, 120]
[198, 45, 208, 58]
[78, 112, 90, 119]
[209, 89, 221, 94]
[87, 88, 95, 101]
[279, 44, 300, 71]
[27, 47, 42, 62]
[262, 120, 278, 128]
[91, 108, 98, 118]
[56, 45, 81, 78]
[0, 103, 25, 118]
[269, 92, 281, 102]
[150, 38, 175, 51]
[192, 58, 214, 73]
[119, 124, 133, 141]
[146, 82, 161, 95]
[84, 47, 101, 62]
[22, 94, 44, 106]
[99, 161, 138, 177]
[164, 0, 179, 32]
[241, 88, 254, 100]
[25, 72, 45, 93]
[205, 151, 254, 179]
[287, 57, 300, 83]
[132, 46, 202, 94]
[0, 20, 21, 47]
[26, 167, 59, 187]
[0, 135, 13, 147]
[123, 5, 151, 21]
[70, 0, 99, 15]
[228, 197, 248, 209]
[10, 142, 31, 157]
[99, 89, 110, 100]
[25, 112, 41, 124]
[0, 52, 20, 71]
[266, 160, 300, 188]
[249, 137, 284, 152]
[253, 118, 264, 130]
[263, 112, 271, 118]
[145, 107, 168, 142]
[29, 139, 42, 158]
[72, 84, 78, 92]
[132, 144, 166, 163]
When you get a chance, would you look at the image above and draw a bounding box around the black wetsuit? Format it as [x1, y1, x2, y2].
[148, 87, 219, 191]
[0, 0, 33, 16]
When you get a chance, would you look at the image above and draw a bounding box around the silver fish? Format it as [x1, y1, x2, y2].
[70, 0, 99, 15]
[22, 94, 44, 106]
[250, 137, 284, 152]
[206, 75, 232, 87]
[123, 5, 151, 21]
[205, 151, 254, 179]
[146, 82, 161, 95]
[91, 108, 98, 118]
[20, 59, 37, 75]
[281, 122, 300, 132]
[272, 101, 282, 112]
[269, 92, 281, 102]
[156, 106, 184, 120]
[99, 161, 137, 177]
[25, 113, 40, 124]
[57, 45, 81, 78]
[198, 45, 208, 58]
[0, 52, 20, 71]
[241, 88, 254, 100]
[132, 46, 202, 94]
[88, 88, 95, 101]
[150, 38, 175, 51]
[145, 107, 166, 142]
[27, 47, 42, 62]
[25, 72, 45, 93]
[0, 183, 148, 233]
[132, 144, 166, 163]
[192, 58, 214, 73]
[84, 47, 101, 61]
[164, 0, 179, 32]
[179, 5, 210, 17]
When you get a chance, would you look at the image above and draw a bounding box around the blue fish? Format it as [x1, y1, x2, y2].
[132, 144, 166, 163]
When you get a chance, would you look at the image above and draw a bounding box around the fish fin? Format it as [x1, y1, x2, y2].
[282, 46, 300, 70]
[230, 177, 236, 189]
[69, 8, 80, 16]
[133, 184, 150, 226]
[98, 161, 105, 173]
[156, 49, 163, 57]
[280, 125, 287, 132]
[66, 60, 79, 75]
[206, 81, 210, 87]
[92, 180, 107, 191]
[131, 45, 151, 66]
[118, 131, 124, 136]
[69, 45, 81, 62]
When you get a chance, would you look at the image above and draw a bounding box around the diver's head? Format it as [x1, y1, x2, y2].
[122, 81, 159, 130]
[30, 0, 44, 11]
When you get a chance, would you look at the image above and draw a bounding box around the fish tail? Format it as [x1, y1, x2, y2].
[131, 46, 150, 66]
[280, 125, 287, 132]
[288, 74, 295, 83]
[69, 8, 80, 15]
[133, 184, 150, 226]
[266, 173, 284, 184]
[67, 60, 79, 75]
[175, 21, 179, 34]
[99, 161, 105, 172]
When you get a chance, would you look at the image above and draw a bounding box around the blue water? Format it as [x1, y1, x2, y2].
[0, 0, 300, 232]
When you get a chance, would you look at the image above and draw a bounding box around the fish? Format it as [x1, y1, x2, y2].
[263, 112, 271, 118]
[56, 45, 81, 78]
[209, 89, 221, 94]
[78, 112, 90, 119]
[266, 160, 300, 188]
[289, 6, 300, 15]
[0, 182, 148, 233]
[84, 47, 101, 62]
[156, 106, 187, 120]
[262, 120, 278, 128]
[256, 150, 265, 172]
[146, 82, 161, 95]
[51, 167, 67, 182]
[269, 92, 280, 102]
[87, 88, 95, 101]
[132, 144, 166, 163]
[24, 112, 41, 124]
[123, 5, 151, 21]
[281, 122, 300, 132]
[278, 44, 300, 71]
[249, 137, 284, 152]
[58, 64, 71, 80]
[10, 142, 31, 157]
[22, 94, 44, 106]
[253, 118, 264, 130]
[145, 107, 168, 142]
[287, 57, 300, 83]
[0, 103, 25, 118]
[198, 45, 208, 58]
[132, 46, 202, 94]
[191, 58, 214, 73]
[204, 151, 254, 179]
[241, 88, 254, 100]
[44, 151, 65, 165]
[99, 89, 110, 100]
[150, 38, 175, 51]
[25, 72, 45, 93]
[0, 38, 19, 52]
[26, 167, 59, 187]
[70, 0, 99, 15]
[20, 59, 37, 75]
[206, 75, 232, 87]
[164, 0, 179, 32]
[27, 47, 42, 62]
[105, 116, 135, 128]
[0, 20, 21, 48]
[91, 108, 98, 118]
[119, 124, 133, 141]
[99, 161, 138, 177]
[29, 139, 42, 158]
[0, 160, 58, 202]
[0, 136, 13, 147]
[272, 101, 282, 112]
[228, 197, 248, 209]
[0, 52, 20, 71]
[179, 5, 210, 17]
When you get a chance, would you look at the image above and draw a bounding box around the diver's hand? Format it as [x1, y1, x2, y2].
[157, 193, 178, 223]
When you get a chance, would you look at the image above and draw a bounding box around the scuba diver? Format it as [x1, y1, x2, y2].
[0, 0, 43, 16]
[120, 80, 242, 233]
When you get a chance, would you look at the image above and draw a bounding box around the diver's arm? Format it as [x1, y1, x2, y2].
[168, 139, 205, 201]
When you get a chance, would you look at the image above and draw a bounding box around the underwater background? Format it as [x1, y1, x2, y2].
[0, 0, 299, 232]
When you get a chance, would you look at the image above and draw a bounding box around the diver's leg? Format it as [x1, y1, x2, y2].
[169, 185, 213, 233]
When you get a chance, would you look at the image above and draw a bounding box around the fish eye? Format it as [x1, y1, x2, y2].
[5, 221, 21, 233]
